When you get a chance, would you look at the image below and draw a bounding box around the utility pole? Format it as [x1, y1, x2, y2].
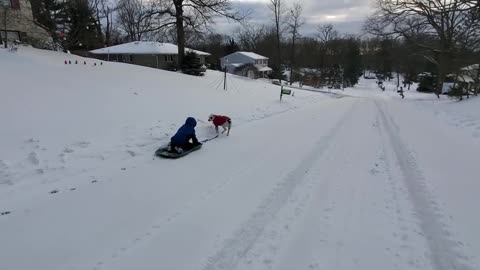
[224, 59, 228, 91]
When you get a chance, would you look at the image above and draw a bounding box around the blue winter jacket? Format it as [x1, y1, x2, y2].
[171, 117, 198, 145]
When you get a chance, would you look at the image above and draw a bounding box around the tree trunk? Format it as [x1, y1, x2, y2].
[435, 71, 444, 99]
[105, 14, 110, 46]
[475, 66, 479, 96]
[3, 9, 7, 49]
[397, 71, 400, 89]
[274, 1, 282, 82]
[290, 34, 295, 86]
[276, 33, 281, 82]
[435, 53, 450, 99]
[175, 0, 185, 70]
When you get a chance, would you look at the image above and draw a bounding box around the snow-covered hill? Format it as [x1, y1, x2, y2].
[1, 46, 480, 270]
[0, 46, 326, 189]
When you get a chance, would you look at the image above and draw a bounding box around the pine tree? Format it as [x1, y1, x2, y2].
[29, 0, 68, 46]
[342, 39, 362, 87]
[64, 0, 103, 50]
[182, 52, 204, 76]
[30, 0, 102, 51]
[375, 38, 393, 80]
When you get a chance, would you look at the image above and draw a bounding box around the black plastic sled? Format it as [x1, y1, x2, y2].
[155, 144, 202, 159]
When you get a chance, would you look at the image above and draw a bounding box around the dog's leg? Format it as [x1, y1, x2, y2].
[227, 126, 230, 136]
[215, 126, 219, 134]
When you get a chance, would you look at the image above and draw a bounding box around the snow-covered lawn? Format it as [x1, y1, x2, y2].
[1, 46, 479, 270]
[0, 46, 325, 190]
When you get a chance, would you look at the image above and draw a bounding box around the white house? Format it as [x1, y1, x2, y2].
[90, 41, 210, 70]
[220, 51, 272, 79]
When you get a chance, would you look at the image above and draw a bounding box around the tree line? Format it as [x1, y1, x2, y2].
[28, 0, 244, 68]
[25, 0, 479, 92]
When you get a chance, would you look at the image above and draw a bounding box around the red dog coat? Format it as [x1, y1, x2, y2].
[212, 115, 231, 126]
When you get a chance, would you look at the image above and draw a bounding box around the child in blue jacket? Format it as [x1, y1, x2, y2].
[168, 117, 200, 153]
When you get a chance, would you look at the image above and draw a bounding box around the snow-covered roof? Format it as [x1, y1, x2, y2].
[457, 75, 474, 83]
[461, 64, 479, 71]
[90, 41, 210, 56]
[237, 51, 268, 60]
[255, 65, 272, 72]
[227, 63, 243, 67]
[222, 51, 268, 60]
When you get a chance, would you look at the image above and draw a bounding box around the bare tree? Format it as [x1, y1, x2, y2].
[365, 0, 480, 97]
[269, 0, 284, 79]
[101, 0, 117, 46]
[286, 3, 303, 85]
[117, 0, 169, 41]
[90, 0, 117, 46]
[317, 24, 338, 44]
[236, 24, 266, 51]
[316, 24, 338, 75]
[143, 0, 246, 70]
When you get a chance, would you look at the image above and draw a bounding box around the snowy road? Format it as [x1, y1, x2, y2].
[1, 96, 479, 270]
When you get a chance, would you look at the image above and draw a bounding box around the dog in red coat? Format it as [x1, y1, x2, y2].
[208, 114, 231, 136]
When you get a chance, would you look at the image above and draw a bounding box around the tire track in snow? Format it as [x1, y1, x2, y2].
[376, 101, 475, 270]
[202, 101, 357, 270]
[375, 108, 431, 269]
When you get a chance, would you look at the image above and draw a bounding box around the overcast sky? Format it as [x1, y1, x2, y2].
[214, 0, 375, 37]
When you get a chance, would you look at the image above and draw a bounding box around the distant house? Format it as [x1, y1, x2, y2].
[454, 64, 479, 93]
[90, 41, 210, 70]
[0, 0, 52, 47]
[220, 51, 272, 79]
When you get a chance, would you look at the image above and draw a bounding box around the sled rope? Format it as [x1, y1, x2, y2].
[201, 134, 219, 143]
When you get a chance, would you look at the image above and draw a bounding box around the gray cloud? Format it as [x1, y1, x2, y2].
[214, 0, 374, 36]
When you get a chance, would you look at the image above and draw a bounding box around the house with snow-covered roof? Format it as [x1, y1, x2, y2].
[220, 51, 272, 79]
[90, 41, 210, 70]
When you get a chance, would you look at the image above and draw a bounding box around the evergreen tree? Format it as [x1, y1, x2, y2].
[29, 0, 68, 46]
[64, 0, 103, 51]
[375, 38, 393, 80]
[342, 39, 362, 87]
[417, 73, 437, 92]
[30, 0, 102, 51]
[182, 52, 205, 76]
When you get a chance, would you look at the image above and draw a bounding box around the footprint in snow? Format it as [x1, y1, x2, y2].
[1, 211, 11, 216]
[63, 147, 74, 154]
[25, 138, 40, 145]
[0, 160, 14, 185]
[73, 141, 90, 148]
[28, 152, 40, 165]
[50, 190, 59, 194]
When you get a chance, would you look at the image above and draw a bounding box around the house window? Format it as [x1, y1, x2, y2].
[129, 55, 133, 62]
[0, 31, 20, 42]
[0, 0, 19, 9]
[0, 0, 10, 7]
[164, 55, 174, 62]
